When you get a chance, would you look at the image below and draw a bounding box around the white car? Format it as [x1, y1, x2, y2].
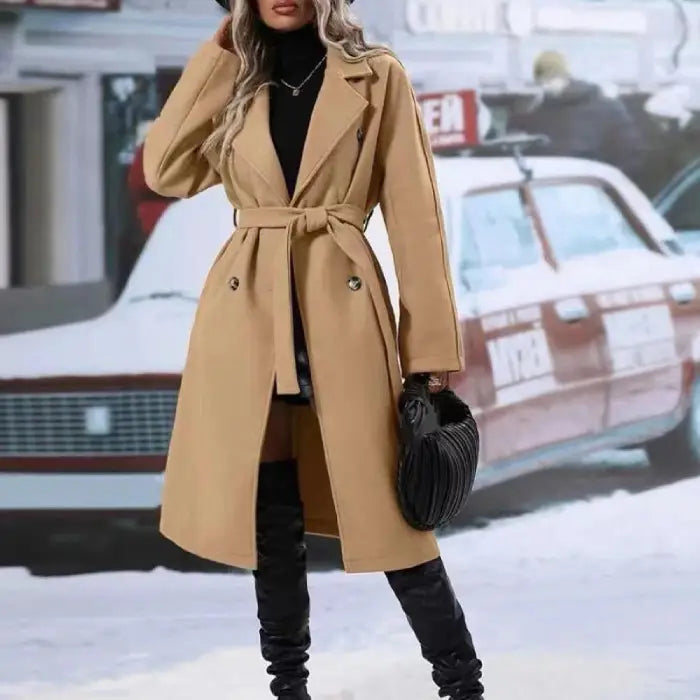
[2, 155, 700, 532]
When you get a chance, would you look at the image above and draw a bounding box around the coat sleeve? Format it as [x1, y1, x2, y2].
[375, 55, 465, 377]
[143, 41, 240, 199]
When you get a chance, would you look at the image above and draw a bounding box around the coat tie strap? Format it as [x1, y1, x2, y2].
[236, 204, 399, 396]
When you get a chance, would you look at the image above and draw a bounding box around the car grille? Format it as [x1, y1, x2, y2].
[0, 390, 178, 457]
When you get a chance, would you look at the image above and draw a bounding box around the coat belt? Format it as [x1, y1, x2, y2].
[236, 204, 401, 398]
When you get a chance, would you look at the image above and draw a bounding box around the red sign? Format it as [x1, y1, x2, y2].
[417, 89, 479, 151]
[0, 0, 120, 9]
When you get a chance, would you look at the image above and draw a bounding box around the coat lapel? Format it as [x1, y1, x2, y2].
[291, 46, 372, 205]
[232, 46, 373, 206]
[232, 85, 289, 205]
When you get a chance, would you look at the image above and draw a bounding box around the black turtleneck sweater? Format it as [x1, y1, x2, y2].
[267, 22, 327, 199]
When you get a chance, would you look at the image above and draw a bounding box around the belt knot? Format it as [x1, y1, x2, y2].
[302, 207, 329, 233]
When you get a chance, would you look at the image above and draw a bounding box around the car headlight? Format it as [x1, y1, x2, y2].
[669, 282, 696, 304]
[84, 406, 112, 436]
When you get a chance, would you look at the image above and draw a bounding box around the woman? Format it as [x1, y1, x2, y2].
[143, 1, 484, 698]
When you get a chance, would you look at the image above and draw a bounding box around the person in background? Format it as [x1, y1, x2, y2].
[509, 50, 647, 182]
[641, 84, 700, 196]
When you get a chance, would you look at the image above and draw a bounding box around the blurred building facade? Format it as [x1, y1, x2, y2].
[360, 0, 700, 96]
[0, 0, 221, 300]
[0, 0, 699, 330]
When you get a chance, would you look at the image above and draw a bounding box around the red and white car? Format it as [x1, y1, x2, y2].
[2, 155, 700, 532]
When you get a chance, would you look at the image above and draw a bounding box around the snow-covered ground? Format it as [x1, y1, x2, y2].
[1, 477, 699, 700]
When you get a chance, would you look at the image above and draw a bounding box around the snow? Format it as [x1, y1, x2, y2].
[2, 476, 699, 700]
[0, 302, 196, 379]
[644, 85, 693, 123]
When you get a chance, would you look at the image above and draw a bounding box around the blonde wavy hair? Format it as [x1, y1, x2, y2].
[201, 0, 387, 166]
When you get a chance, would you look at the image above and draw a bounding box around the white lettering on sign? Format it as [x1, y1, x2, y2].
[421, 94, 464, 144]
[515, 305, 541, 325]
[482, 313, 509, 334]
[596, 285, 664, 309]
[607, 341, 678, 373]
[481, 305, 541, 333]
[405, 0, 647, 36]
[487, 328, 554, 389]
[0, 0, 118, 7]
[417, 90, 478, 149]
[602, 304, 677, 372]
[406, 0, 500, 34]
[504, 0, 534, 37]
[535, 6, 648, 36]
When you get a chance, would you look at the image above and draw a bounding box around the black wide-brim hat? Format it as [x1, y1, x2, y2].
[214, 0, 354, 8]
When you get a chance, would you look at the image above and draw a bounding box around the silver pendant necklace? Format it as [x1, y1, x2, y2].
[280, 54, 327, 97]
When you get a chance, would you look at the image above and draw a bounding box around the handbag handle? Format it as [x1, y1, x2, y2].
[400, 374, 440, 444]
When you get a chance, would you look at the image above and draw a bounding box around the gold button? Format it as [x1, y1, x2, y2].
[348, 276, 362, 291]
[228, 276, 239, 291]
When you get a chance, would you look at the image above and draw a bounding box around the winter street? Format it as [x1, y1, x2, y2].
[2, 472, 699, 700]
[3, 2, 700, 700]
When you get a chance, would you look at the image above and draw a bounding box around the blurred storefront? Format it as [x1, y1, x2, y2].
[1, 0, 700, 330]
[0, 0, 223, 330]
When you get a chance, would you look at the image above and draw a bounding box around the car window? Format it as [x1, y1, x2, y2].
[531, 182, 646, 262]
[459, 188, 542, 291]
[663, 173, 700, 231]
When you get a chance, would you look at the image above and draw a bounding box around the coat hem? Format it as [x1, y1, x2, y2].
[402, 355, 464, 375]
[160, 526, 257, 571]
[342, 544, 440, 574]
[160, 525, 438, 574]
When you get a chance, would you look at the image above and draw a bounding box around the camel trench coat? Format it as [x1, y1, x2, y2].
[143, 39, 464, 573]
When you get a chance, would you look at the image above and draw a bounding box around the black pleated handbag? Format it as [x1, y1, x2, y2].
[397, 374, 480, 531]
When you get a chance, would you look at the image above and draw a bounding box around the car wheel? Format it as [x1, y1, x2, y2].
[644, 394, 700, 480]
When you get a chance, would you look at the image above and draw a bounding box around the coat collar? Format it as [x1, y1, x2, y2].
[232, 45, 372, 206]
[329, 46, 373, 80]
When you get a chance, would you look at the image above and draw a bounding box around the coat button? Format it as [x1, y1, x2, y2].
[228, 276, 239, 291]
[347, 276, 362, 291]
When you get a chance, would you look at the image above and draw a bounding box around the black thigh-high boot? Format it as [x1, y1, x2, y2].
[254, 459, 311, 699]
[386, 557, 484, 700]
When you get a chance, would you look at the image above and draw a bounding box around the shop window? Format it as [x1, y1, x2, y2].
[102, 72, 171, 294]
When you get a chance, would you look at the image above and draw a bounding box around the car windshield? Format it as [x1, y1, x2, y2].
[459, 187, 542, 291]
[531, 182, 646, 262]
